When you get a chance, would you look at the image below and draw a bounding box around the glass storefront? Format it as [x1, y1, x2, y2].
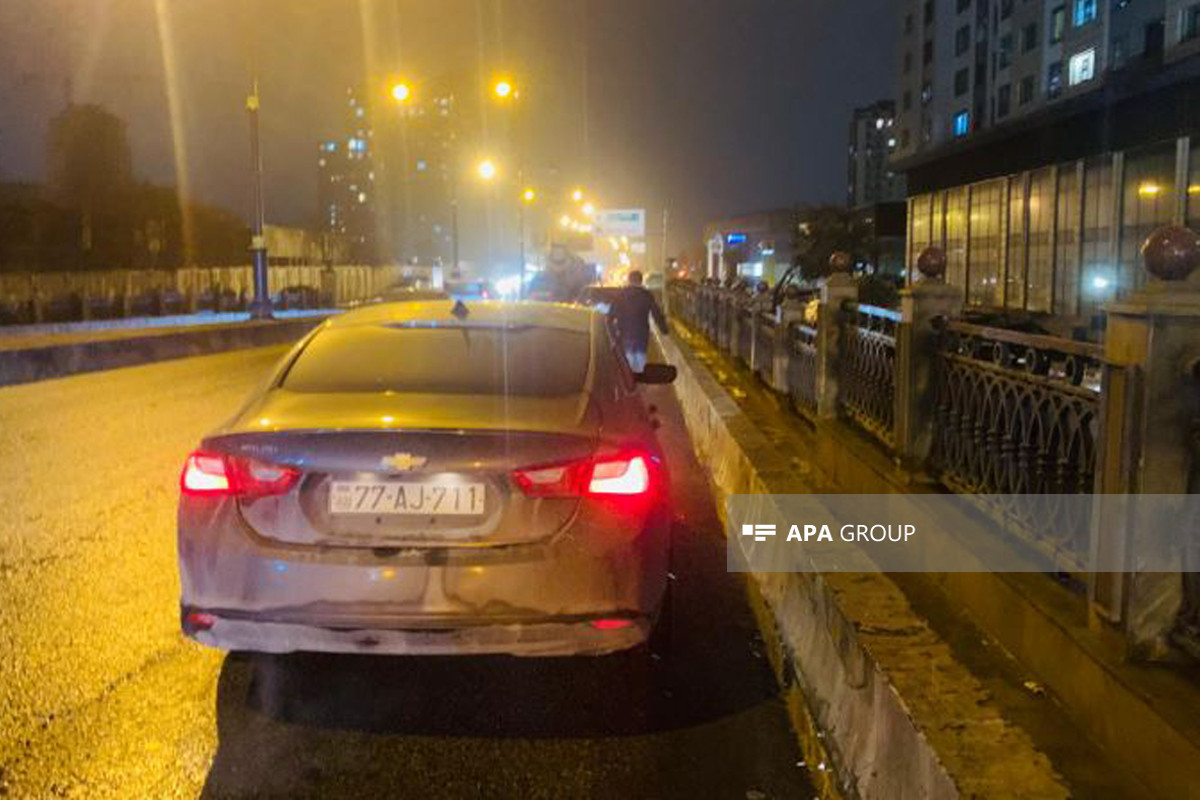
[906, 136, 1192, 317]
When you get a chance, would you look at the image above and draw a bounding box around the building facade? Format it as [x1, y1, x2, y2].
[848, 101, 906, 207]
[893, 0, 1200, 322]
[317, 87, 377, 262]
[703, 210, 798, 284]
[393, 74, 463, 267]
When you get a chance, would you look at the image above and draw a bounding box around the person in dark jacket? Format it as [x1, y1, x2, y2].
[608, 270, 670, 373]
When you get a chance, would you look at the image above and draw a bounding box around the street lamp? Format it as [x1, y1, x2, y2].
[477, 158, 498, 182]
[522, 187, 537, 203]
[582, 201, 596, 217]
[493, 79, 515, 100]
[391, 82, 412, 103]
[572, 188, 585, 203]
[519, 187, 537, 298]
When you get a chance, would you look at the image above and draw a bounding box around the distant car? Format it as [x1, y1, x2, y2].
[378, 286, 448, 303]
[576, 285, 624, 314]
[443, 280, 494, 301]
[177, 300, 678, 657]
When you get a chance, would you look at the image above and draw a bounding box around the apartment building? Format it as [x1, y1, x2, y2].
[892, 0, 1200, 321]
[848, 101, 907, 208]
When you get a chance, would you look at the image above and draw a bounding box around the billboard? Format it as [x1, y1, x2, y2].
[593, 209, 646, 238]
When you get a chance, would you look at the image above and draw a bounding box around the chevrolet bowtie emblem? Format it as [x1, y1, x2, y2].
[381, 453, 427, 472]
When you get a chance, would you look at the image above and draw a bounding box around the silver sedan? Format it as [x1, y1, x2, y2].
[177, 300, 676, 657]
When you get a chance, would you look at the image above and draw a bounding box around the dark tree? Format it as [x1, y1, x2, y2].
[793, 205, 877, 281]
[45, 104, 134, 265]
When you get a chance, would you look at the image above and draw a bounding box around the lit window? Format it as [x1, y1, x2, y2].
[953, 110, 970, 137]
[358, 192, 368, 203]
[1182, 4, 1200, 41]
[1073, 0, 1096, 26]
[1047, 61, 1064, 97]
[348, 137, 367, 153]
[1068, 48, 1095, 85]
[1050, 5, 1066, 43]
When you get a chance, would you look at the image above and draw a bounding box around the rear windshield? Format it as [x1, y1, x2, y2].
[282, 326, 591, 397]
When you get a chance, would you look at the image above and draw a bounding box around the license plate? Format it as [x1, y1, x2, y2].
[329, 481, 486, 516]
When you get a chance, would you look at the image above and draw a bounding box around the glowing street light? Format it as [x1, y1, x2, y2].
[572, 188, 585, 203]
[582, 201, 596, 216]
[522, 187, 537, 204]
[477, 158, 498, 182]
[560, 214, 573, 228]
[493, 79, 515, 100]
[391, 82, 412, 103]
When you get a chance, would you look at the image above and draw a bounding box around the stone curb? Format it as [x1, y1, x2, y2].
[657, 327, 1070, 800]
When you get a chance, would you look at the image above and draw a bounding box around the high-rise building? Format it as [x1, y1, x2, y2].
[892, 0, 1200, 320]
[394, 74, 463, 266]
[848, 101, 906, 207]
[317, 87, 377, 262]
[317, 139, 346, 236]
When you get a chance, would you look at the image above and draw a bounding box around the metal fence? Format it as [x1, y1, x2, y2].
[667, 281, 1109, 574]
[839, 303, 899, 447]
[931, 321, 1108, 571]
[786, 321, 819, 418]
[0, 264, 409, 326]
[667, 268, 1199, 659]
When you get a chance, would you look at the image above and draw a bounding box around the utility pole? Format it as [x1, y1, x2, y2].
[451, 196, 460, 278]
[519, 187, 527, 298]
[246, 43, 271, 318]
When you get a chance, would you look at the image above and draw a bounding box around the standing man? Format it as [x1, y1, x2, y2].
[609, 270, 670, 373]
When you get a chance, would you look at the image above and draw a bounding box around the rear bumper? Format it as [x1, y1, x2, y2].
[183, 608, 649, 657]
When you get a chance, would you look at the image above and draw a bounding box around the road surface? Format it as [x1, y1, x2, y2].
[0, 345, 812, 798]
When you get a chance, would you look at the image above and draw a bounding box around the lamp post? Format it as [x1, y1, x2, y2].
[520, 187, 537, 297]
[246, 57, 271, 317]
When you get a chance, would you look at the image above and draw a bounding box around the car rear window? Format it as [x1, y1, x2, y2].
[282, 326, 591, 397]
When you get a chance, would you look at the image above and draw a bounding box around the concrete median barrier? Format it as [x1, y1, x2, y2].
[656, 328, 1071, 800]
[0, 318, 324, 387]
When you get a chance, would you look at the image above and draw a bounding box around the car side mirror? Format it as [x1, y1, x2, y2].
[635, 363, 677, 385]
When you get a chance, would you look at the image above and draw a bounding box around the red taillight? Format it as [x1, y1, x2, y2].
[590, 618, 634, 631]
[589, 455, 651, 495]
[180, 451, 300, 498]
[512, 450, 655, 498]
[182, 453, 231, 495]
[184, 612, 216, 632]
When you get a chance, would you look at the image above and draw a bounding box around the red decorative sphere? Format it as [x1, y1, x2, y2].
[1141, 225, 1200, 281]
[828, 250, 852, 273]
[917, 246, 948, 280]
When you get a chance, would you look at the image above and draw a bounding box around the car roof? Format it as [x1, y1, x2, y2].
[325, 299, 599, 333]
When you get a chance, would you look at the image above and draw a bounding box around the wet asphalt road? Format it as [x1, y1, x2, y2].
[0, 345, 812, 798]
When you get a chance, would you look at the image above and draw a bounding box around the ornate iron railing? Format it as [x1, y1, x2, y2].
[736, 305, 754, 364]
[932, 320, 1105, 570]
[786, 321, 819, 418]
[838, 303, 899, 446]
[754, 311, 776, 383]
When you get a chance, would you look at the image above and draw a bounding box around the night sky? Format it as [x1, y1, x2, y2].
[0, 0, 898, 258]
